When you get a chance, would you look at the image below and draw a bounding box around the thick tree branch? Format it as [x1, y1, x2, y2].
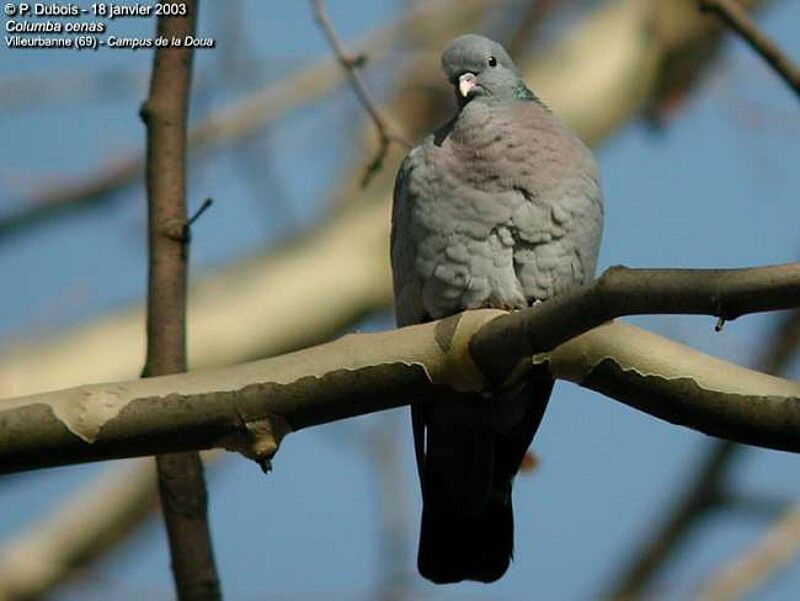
[471, 263, 800, 382]
[0, 295, 799, 473]
[140, 2, 222, 599]
[544, 321, 800, 451]
[699, 0, 800, 99]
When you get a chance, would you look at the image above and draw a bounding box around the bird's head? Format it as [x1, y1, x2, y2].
[441, 34, 531, 107]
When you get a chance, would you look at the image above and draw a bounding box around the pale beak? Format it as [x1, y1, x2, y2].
[458, 72, 477, 98]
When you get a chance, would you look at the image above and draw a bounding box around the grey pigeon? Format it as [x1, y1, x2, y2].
[390, 34, 603, 584]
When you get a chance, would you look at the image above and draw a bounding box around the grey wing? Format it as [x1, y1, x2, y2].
[390, 150, 431, 491]
[510, 149, 604, 302]
[391, 151, 426, 327]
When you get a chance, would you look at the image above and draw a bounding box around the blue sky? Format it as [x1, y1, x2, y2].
[1, 1, 799, 599]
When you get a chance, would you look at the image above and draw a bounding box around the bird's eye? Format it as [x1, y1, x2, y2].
[488, 56, 498, 67]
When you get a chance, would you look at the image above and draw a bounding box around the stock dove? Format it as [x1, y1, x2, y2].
[391, 34, 603, 583]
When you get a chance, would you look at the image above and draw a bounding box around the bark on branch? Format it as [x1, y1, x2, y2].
[471, 263, 800, 382]
[140, 2, 222, 598]
[0, 261, 798, 474]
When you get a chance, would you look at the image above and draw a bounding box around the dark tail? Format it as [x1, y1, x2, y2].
[413, 366, 554, 584]
[418, 477, 514, 583]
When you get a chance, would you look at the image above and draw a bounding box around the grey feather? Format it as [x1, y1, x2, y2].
[392, 99, 603, 322]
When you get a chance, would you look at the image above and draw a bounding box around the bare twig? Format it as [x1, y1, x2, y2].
[311, 0, 411, 187]
[699, 0, 800, 100]
[697, 504, 800, 601]
[140, 2, 222, 599]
